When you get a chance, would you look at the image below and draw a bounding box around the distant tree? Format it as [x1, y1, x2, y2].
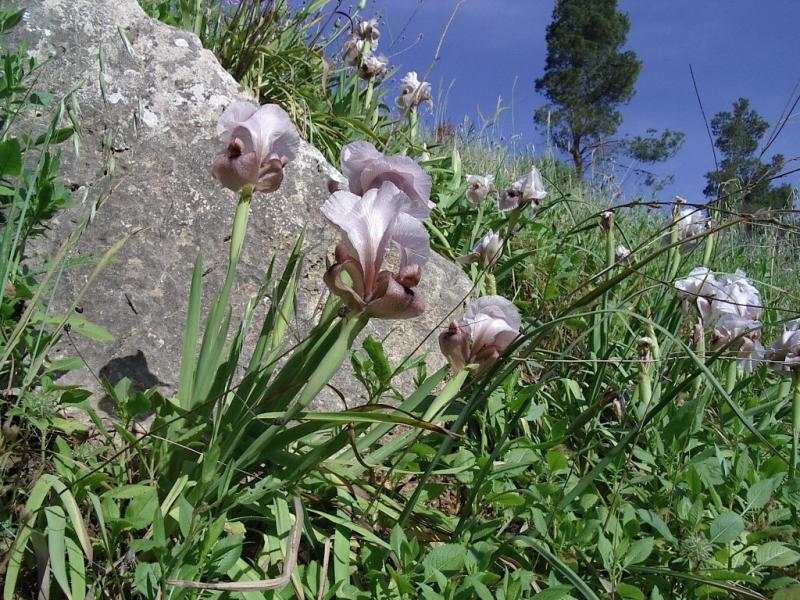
[704, 97, 795, 212]
[623, 129, 685, 164]
[534, 0, 642, 177]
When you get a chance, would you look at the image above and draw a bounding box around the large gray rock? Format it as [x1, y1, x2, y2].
[13, 0, 472, 412]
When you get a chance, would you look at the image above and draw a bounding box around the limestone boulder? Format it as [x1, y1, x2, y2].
[11, 0, 472, 411]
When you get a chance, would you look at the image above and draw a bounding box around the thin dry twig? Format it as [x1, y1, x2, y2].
[689, 63, 717, 170]
[317, 538, 331, 600]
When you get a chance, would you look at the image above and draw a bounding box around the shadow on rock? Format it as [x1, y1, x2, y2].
[97, 350, 167, 419]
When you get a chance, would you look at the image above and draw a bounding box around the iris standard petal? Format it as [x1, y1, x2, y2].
[217, 100, 259, 140]
[465, 295, 522, 333]
[391, 212, 430, 270]
[341, 141, 433, 219]
[341, 141, 383, 195]
[233, 104, 300, 164]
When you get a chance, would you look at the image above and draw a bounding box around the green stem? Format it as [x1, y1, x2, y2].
[692, 320, 705, 397]
[724, 359, 738, 396]
[409, 107, 418, 142]
[226, 187, 252, 282]
[504, 206, 523, 240]
[667, 207, 682, 282]
[598, 219, 615, 356]
[364, 77, 374, 110]
[702, 230, 715, 266]
[192, 0, 203, 35]
[792, 372, 800, 481]
[638, 359, 652, 409]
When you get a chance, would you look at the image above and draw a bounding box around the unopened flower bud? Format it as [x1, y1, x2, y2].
[600, 210, 614, 232]
[457, 229, 503, 268]
[465, 174, 496, 206]
[355, 18, 380, 44]
[439, 321, 470, 371]
[615, 244, 631, 264]
[637, 337, 655, 363]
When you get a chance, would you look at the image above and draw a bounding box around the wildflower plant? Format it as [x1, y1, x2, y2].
[7, 2, 800, 598]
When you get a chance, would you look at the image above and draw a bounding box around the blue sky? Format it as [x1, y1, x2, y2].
[345, 0, 800, 202]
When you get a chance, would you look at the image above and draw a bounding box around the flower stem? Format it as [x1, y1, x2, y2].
[597, 217, 615, 356]
[227, 187, 253, 279]
[409, 107, 418, 142]
[364, 77, 374, 111]
[702, 229, 715, 266]
[792, 372, 800, 481]
[724, 358, 738, 395]
[667, 205, 682, 283]
[504, 205, 524, 239]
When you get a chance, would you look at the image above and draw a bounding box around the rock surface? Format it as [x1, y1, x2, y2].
[12, 0, 472, 412]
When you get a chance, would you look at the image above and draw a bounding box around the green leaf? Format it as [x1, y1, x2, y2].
[616, 582, 644, 600]
[209, 535, 244, 574]
[178, 254, 203, 410]
[514, 536, 601, 600]
[423, 543, 467, 575]
[709, 511, 745, 544]
[45, 505, 71, 599]
[32, 126, 74, 146]
[461, 574, 494, 600]
[546, 446, 570, 472]
[133, 562, 162, 598]
[745, 478, 777, 512]
[333, 521, 352, 588]
[756, 542, 800, 568]
[773, 585, 800, 600]
[0, 139, 22, 176]
[105, 485, 158, 531]
[533, 586, 573, 600]
[637, 509, 676, 543]
[363, 335, 392, 384]
[63, 314, 115, 342]
[50, 479, 93, 561]
[597, 533, 613, 572]
[387, 565, 415, 596]
[65, 536, 86, 600]
[492, 492, 526, 507]
[0, 7, 25, 33]
[623, 538, 654, 568]
[4, 475, 55, 599]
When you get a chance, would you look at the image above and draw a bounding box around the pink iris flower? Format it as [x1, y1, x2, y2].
[212, 101, 300, 193]
[322, 181, 430, 319]
[439, 295, 521, 372]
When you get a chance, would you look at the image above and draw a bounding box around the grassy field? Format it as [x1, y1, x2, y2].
[2, 1, 800, 598]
